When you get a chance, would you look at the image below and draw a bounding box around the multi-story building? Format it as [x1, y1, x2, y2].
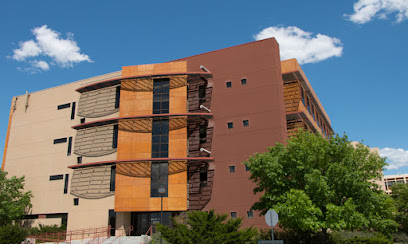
[384, 174, 408, 194]
[1, 38, 333, 235]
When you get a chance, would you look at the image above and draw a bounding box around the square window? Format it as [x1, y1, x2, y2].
[247, 211, 253, 218]
[231, 212, 237, 219]
[74, 198, 79, 206]
[243, 120, 249, 127]
[241, 78, 247, 85]
[245, 165, 250, 171]
[226, 81, 232, 88]
[227, 122, 233, 129]
[229, 166, 235, 173]
[80, 118, 86, 124]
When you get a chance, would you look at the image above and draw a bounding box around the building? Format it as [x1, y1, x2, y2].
[1, 38, 333, 235]
[384, 174, 408, 193]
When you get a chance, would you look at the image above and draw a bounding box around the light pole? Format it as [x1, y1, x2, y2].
[158, 187, 166, 244]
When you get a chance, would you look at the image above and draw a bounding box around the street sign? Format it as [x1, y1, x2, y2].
[265, 209, 279, 227]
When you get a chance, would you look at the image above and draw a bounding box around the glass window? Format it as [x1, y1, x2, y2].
[245, 165, 250, 171]
[199, 85, 206, 103]
[77, 157, 82, 164]
[243, 120, 249, 127]
[199, 125, 207, 143]
[64, 174, 69, 194]
[110, 166, 116, 192]
[226, 81, 232, 88]
[151, 162, 168, 197]
[231, 212, 237, 219]
[200, 168, 208, 187]
[229, 166, 235, 173]
[67, 137, 72, 156]
[227, 122, 233, 129]
[54, 138, 67, 144]
[80, 118, 86, 124]
[247, 211, 253, 218]
[57, 103, 70, 110]
[115, 86, 121, 108]
[300, 86, 305, 105]
[241, 79, 247, 85]
[71, 102, 76, 120]
[153, 79, 170, 114]
[49, 175, 63, 181]
[151, 119, 169, 158]
[112, 125, 118, 149]
[74, 198, 79, 206]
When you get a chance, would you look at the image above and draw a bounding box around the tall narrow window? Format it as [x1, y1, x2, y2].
[110, 166, 116, 192]
[112, 125, 118, 149]
[200, 168, 208, 187]
[108, 210, 116, 236]
[151, 162, 168, 197]
[67, 137, 72, 156]
[77, 157, 82, 164]
[151, 119, 169, 158]
[199, 124, 207, 143]
[71, 102, 76, 120]
[73, 198, 79, 206]
[306, 96, 310, 113]
[115, 86, 121, 108]
[300, 86, 305, 105]
[64, 174, 69, 194]
[153, 78, 169, 114]
[311, 105, 315, 120]
[199, 85, 206, 103]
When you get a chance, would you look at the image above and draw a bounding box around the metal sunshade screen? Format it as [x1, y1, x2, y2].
[74, 124, 117, 157]
[70, 166, 114, 199]
[77, 86, 119, 118]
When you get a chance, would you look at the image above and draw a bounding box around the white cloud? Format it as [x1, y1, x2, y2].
[11, 25, 92, 72]
[31, 60, 49, 71]
[254, 26, 343, 65]
[346, 0, 408, 24]
[380, 147, 408, 170]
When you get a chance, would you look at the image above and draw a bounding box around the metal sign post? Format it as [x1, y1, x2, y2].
[258, 209, 283, 244]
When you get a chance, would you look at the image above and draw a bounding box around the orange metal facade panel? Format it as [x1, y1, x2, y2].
[115, 61, 188, 212]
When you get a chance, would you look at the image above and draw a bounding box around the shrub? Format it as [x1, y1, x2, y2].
[330, 231, 392, 244]
[0, 224, 28, 244]
[29, 223, 66, 235]
[393, 232, 408, 243]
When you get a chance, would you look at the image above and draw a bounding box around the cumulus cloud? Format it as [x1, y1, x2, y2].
[346, 0, 408, 24]
[380, 147, 408, 170]
[11, 25, 92, 72]
[254, 26, 343, 64]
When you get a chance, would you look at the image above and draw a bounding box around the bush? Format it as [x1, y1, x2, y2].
[29, 223, 66, 235]
[258, 228, 326, 244]
[0, 224, 28, 244]
[393, 232, 408, 243]
[330, 231, 392, 244]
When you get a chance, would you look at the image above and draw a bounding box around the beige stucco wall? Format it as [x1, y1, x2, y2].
[3, 71, 121, 232]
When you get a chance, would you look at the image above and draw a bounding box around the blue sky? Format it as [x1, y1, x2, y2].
[1, 0, 407, 175]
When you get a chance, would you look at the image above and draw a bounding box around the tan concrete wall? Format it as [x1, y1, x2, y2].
[3, 71, 121, 232]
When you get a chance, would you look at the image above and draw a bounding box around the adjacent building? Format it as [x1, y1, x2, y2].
[1, 38, 333, 235]
[384, 174, 408, 194]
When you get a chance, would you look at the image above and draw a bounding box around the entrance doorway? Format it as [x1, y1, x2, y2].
[130, 212, 179, 236]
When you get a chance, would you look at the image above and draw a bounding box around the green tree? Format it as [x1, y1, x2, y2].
[0, 170, 32, 226]
[245, 130, 397, 239]
[390, 183, 408, 233]
[156, 210, 257, 244]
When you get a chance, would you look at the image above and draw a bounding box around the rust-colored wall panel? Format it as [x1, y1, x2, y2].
[115, 61, 188, 212]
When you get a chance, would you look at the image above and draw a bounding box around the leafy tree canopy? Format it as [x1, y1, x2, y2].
[390, 183, 408, 233]
[245, 130, 397, 235]
[157, 210, 257, 244]
[0, 171, 32, 226]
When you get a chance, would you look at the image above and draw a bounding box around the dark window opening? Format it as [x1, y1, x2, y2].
[231, 212, 237, 219]
[151, 162, 168, 197]
[49, 175, 63, 181]
[243, 120, 249, 127]
[113, 125, 119, 149]
[199, 85, 206, 103]
[245, 165, 250, 171]
[226, 81, 232, 88]
[57, 103, 70, 110]
[241, 78, 247, 85]
[199, 125, 207, 143]
[71, 102, 76, 120]
[229, 166, 235, 173]
[110, 166, 116, 192]
[247, 211, 253, 218]
[301, 86, 305, 105]
[67, 137, 72, 156]
[77, 157, 82, 164]
[200, 168, 208, 187]
[227, 122, 233, 129]
[73, 198, 79, 206]
[80, 118, 86, 124]
[108, 210, 116, 236]
[64, 174, 69, 194]
[54, 138, 67, 144]
[153, 78, 169, 114]
[151, 119, 169, 158]
[115, 86, 121, 109]
[306, 96, 310, 113]
[311, 105, 315, 120]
